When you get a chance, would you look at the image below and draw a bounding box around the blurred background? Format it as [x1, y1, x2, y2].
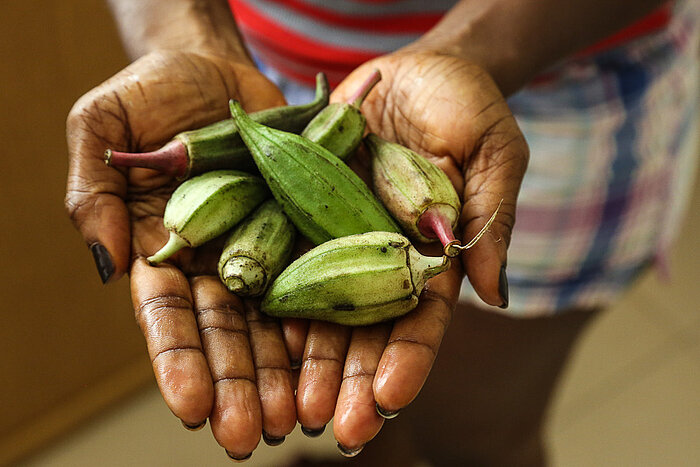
[1, 1, 698, 466]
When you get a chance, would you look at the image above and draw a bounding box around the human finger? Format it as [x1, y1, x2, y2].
[65, 93, 132, 284]
[245, 302, 297, 445]
[332, 323, 392, 456]
[373, 258, 462, 413]
[460, 106, 528, 307]
[296, 321, 351, 435]
[131, 258, 214, 426]
[281, 318, 309, 370]
[191, 275, 261, 459]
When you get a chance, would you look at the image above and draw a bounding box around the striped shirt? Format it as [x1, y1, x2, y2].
[229, 0, 672, 86]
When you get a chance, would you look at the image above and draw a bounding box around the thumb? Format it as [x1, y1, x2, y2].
[65, 94, 132, 284]
[460, 111, 528, 308]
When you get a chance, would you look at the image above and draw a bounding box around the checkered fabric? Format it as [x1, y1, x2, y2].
[459, 0, 699, 315]
[258, 0, 699, 316]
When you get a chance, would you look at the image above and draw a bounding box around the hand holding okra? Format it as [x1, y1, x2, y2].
[289, 50, 528, 454]
[65, 47, 528, 459]
[66, 50, 296, 456]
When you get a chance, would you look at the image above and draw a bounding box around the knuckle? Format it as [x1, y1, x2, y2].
[63, 188, 93, 228]
[66, 94, 92, 130]
[135, 294, 192, 326]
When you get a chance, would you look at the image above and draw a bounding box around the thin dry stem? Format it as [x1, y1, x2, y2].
[444, 199, 504, 257]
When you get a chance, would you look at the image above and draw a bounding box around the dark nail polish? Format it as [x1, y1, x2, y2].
[301, 425, 326, 438]
[225, 450, 252, 462]
[290, 358, 301, 370]
[262, 431, 285, 446]
[337, 442, 364, 458]
[181, 419, 206, 431]
[498, 264, 509, 309]
[375, 403, 400, 419]
[90, 242, 115, 284]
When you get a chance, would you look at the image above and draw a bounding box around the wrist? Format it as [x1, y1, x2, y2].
[107, 0, 253, 65]
[403, 0, 670, 97]
[401, 2, 534, 97]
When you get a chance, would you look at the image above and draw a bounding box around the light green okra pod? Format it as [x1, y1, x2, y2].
[148, 170, 269, 265]
[366, 133, 461, 244]
[261, 231, 449, 326]
[218, 199, 296, 297]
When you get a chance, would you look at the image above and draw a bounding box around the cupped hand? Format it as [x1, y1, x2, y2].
[291, 50, 529, 454]
[65, 50, 297, 458]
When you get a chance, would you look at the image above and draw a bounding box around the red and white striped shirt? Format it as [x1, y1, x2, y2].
[229, 0, 672, 87]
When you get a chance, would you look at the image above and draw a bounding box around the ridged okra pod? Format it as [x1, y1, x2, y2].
[229, 100, 401, 245]
[261, 231, 449, 326]
[366, 134, 462, 252]
[218, 199, 296, 297]
[147, 170, 269, 265]
[301, 69, 381, 160]
[105, 73, 330, 179]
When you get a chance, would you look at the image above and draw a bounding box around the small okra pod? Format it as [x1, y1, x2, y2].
[105, 73, 330, 179]
[301, 69, 381, 160]
[218, 199, 296, 297]
[366, 134, 503, 257]
[365, 133, 462, 250]
[261, 231, 449, 326]
[147, 170, 269, 265]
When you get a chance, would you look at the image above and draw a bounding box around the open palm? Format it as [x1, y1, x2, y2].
[288, 50, 529, 453]
[65, 50, 298, 459]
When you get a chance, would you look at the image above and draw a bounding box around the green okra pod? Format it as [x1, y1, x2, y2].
[218, 199, 296, 297]
[229, 100, 401, 245]
[261, 231, 449, 326]
[147, 170, 269, 265]
[366, 133, 462, 250]
[301, 69, 381, 160]
[105, 73, 330, 179]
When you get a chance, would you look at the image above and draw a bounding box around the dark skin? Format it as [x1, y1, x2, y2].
[67, 50, 295, 454]
[294, 51, 527, 450]
[66, 0, 668, 460]
[66, 44, 523, 458]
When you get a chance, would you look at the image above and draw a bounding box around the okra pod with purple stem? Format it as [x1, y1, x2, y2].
[104, 72, 330, 179]
[366, 133, 501, 257]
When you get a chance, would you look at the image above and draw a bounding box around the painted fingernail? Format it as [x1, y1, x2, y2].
[337, 442, 364, 458]
[225, 450, 252, 462]
[262, 431, 285, 446]
[301, 425, 326, 438]
[498, 264, 509, 309]
[90, 242, 115, 284]
[181, 419, 206, 431]
[290, 358, 301, 370]
[376, 403, 400, 419]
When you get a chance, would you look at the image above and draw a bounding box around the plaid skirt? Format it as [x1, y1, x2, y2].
[257, 0, 699, 316]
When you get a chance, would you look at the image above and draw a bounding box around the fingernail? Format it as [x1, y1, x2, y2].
[181, 419, 206, 431]
[262, 431, 285, 446]
[301, 425, 326, 438]
[376, 403, 400, 419]
[90, 242, 114, 284]
[337, 442, 364, 458]
[498, 264, 509, 309]
[290, 358, 301, 370]
[225, 450, 252, 462]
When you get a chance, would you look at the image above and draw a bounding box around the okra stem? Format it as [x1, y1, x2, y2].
[147, 232, 189, 265]
[417, 205, 457, 247]
[105, 140, 188, 178]
[348, 69, 382, 108]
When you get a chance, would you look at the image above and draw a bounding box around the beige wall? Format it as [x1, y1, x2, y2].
[0, 2, 152, 463]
